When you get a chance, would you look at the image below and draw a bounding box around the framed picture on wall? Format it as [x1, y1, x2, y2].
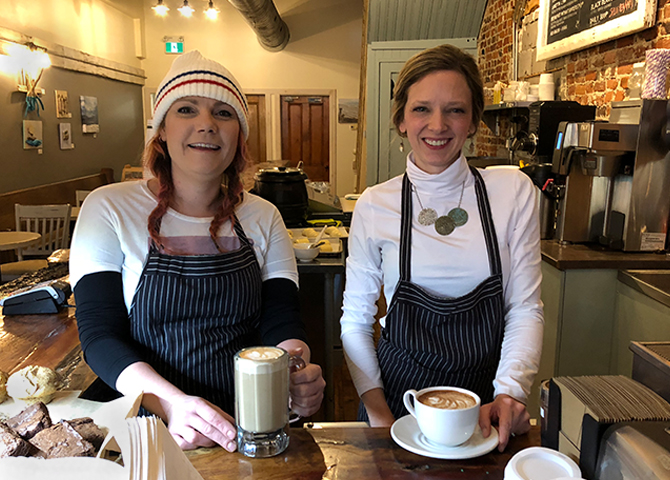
[80, 95, 100, 134]
[55, 90, 72, 118]
[23, 120, 43, 150]
[537, 0, 657, 61]
[59, 123, 74, 150]
[338, 99, 359, 124]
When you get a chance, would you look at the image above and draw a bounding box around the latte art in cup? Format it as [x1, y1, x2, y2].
[238, 346, 284, 360]
[403, 386, 481, 447]
[235, 346, 291, 458]
[418, 390, 477, 410]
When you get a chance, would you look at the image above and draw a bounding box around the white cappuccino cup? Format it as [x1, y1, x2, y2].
[403, 386, 480, 447]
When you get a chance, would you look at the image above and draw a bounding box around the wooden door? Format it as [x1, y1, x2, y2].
[281, 95, 330, 182]
[242, 94, 266, 190]
[246, 95, 267, 165]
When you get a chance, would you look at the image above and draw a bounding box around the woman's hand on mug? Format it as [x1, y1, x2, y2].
[479, 394, 530, 452]
[286, 349, 326, 418]
[164, 393, 238, 452]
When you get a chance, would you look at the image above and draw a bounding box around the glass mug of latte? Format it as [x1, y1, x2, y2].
[234, 346, 305, 457]
[403, 386, 480, 447]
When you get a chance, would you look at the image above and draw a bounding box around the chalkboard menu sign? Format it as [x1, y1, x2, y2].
[537, 0, 656, 61]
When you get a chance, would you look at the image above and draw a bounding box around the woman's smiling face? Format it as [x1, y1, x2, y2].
[399, 70, 475, 174]
[160, 96, 240, 182]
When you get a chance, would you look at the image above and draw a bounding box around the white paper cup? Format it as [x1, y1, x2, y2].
[539, 73, 554, 84]
[403, 386, 480, 447]
[538, 83, 554, 101]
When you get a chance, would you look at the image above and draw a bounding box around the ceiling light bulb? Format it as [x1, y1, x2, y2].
[178, 0, 194, 17]
[152, 0, 169, 16]
[205, 1, 219, 20]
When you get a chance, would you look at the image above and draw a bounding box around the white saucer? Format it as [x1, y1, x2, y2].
[390, 415, 499, 460]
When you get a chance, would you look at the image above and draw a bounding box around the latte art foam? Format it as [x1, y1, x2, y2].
[239, 346, 283, 360]
[418, 390, 477, 410]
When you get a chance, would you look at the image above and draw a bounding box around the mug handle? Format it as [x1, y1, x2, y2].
[403, 389, 419, 418]
[288, 354, 306, 424]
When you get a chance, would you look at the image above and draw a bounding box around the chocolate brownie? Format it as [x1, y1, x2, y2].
[7, 401, 52, 439]
[65, 417, 106, 451]
[0, 422, 33, 458]
[30, 422, 95, 458]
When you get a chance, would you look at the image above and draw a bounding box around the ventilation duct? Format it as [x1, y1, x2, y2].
[228, 0, 290, 52]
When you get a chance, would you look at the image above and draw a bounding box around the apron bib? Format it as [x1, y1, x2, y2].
[362, 167, 505, 420]
[130, 216, 262, 414]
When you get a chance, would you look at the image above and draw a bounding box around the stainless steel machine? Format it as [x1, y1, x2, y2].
[550, 99, 670, 251]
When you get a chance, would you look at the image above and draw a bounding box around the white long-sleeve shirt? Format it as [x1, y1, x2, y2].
[340, 154, 544, 403]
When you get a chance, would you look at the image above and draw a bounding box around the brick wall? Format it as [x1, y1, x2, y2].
[477, 0, 515, 157]
[475, 0, 670, 157]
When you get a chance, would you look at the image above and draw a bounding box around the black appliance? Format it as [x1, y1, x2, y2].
[0, 278, 71, 315]
[251, 164, 310, 227]
[512, 101, 596, 164]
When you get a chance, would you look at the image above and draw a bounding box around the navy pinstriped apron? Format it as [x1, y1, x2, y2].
[362, 166, 505, 421]
[129, 216, 262, 415]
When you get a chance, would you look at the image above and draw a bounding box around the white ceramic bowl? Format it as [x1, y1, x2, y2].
[293, 243, 319, 262]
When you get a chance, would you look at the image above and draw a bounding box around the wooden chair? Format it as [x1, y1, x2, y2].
[15, 204, 72, 260]
[121, 164, 144, 181]
[75, 190, 91, 207]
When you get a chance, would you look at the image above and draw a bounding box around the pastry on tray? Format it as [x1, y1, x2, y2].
[6, 401, 51, 440]
[0, 422, 34, 458]
[30, 422, 96, 458]
[0, 371, 7, 404]
[66, 417, 106, 451]
[6, 366, 59, 405]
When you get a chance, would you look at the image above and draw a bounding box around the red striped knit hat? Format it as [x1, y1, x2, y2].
[152, 50, 249, 139]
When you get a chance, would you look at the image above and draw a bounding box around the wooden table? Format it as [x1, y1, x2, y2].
[187, 425, 541, 479]
[0, 231, 41, 252]
[0, 303, 95, 389]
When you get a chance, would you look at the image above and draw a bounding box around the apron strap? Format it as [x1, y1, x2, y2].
[470, 166, 503, 277]
[400, 174, 413, 282]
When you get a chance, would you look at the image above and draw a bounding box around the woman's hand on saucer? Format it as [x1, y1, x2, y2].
[479, 394, 530, 451]
[164, 394, 238, 452]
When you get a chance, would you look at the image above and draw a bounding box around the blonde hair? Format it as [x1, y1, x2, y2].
[391, 44, 484, 137]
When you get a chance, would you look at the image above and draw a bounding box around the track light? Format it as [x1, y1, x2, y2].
[178, 0, 195, 17]
[152, 0, 169, 16]
[205, 1, 219, 20]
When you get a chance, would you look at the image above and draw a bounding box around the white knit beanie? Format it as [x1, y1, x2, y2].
[152, 50, 249, 139]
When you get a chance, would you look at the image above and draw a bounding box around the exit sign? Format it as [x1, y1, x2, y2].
[165, 42, 184, 54]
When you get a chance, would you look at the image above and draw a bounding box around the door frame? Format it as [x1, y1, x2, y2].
[246, 88, 338, 191]
[365, 38, 477, 187]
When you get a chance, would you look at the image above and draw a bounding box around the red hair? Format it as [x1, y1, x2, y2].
[144, 129, 249, 252]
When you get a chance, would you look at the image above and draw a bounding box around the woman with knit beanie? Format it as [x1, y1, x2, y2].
[69, 51, 325, 452]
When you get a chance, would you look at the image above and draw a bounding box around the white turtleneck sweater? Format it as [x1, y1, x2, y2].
[340, 154, 544, 404]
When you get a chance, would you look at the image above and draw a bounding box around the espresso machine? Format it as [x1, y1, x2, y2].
[551, 99, 670, 251]
[507, 101, 596, 164]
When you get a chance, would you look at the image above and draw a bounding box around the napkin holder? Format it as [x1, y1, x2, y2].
[542, 375, 670, 479]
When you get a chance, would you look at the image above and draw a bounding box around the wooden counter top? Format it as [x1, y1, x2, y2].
[0, 301, 95, 390]
[541, 240, 670, 270]
[187, 425, 540, 479]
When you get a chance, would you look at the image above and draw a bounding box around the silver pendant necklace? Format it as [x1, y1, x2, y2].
[413, 181, 468, 236]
